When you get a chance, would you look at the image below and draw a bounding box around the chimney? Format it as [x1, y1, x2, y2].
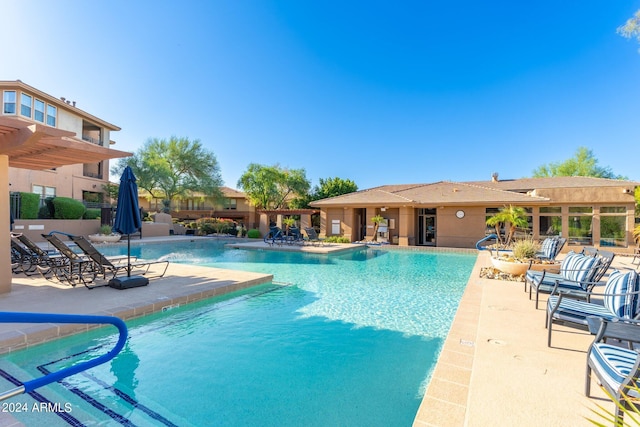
[491, 172, 499, 182]
[72, 101, 76, 107]
[60, 97, 66, 102]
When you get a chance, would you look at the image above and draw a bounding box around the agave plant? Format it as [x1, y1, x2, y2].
[586, 381, 640, 426]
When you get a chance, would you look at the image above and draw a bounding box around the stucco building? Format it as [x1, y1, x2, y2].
[1, 80, 123, 208]
[1, 80, 130, 293]
[311, 175, 640, 252]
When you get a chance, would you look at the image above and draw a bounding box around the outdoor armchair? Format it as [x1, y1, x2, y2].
[586, 318, 640, 425]
[546, 269, 640, 347]
[304, 227, 325, 246]
[526, 250, 615, 309]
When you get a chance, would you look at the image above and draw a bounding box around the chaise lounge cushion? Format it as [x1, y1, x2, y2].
[559, 252, 599, 288]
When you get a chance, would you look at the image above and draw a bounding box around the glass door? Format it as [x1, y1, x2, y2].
[417, 208, 436, 246]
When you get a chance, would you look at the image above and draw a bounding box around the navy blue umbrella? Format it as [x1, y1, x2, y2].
[113, 166, 142, 277]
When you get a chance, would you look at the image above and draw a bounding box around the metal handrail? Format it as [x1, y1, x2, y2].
[0, 312, 128, 401]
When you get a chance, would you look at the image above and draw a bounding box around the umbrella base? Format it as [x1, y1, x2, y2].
[108, 276, 149, 290]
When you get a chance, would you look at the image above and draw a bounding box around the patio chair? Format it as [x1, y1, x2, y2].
[546, 269, 640, 346]
[264, 226, 285, 246]
[304, 227, 325, 246]
[536, 237, 566, 261]
[10, 233, 63, 276]
[526, 250, 615, 309]
[68, 235, 169, 282]
[39, 233, 98, 288]
[586, 318, 640, 425]
[285, 227, 305, 245]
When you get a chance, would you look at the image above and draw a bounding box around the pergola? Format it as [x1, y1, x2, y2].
[0, 116, 131, 293]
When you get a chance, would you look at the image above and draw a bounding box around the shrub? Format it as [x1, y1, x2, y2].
[84, 208, 101, 219]
[324, 236, 351, 243]
[99, 224, 114, 235]
[195, 217, 236, 235]
[512, 238, 540, 260]
[52, 197, 86, 219]
[37, 205, 51, 219]
[247, 229, 261, 239]
[20, 192, 40, 219]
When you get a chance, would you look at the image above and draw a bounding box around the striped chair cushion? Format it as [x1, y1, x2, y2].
[559, 252, 599, 286]
[589, 343, 640, 398]
[603, 270, 640, 319]
[540, 238, 557, 259]
[547, 295, 613, 325]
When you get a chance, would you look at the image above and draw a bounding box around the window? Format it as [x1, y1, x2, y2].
[3, 91, 16, 114]
[539, 207, 562, 238]
[33, 185, 56, 198]
[600, 206, 627, 248]
[224, 199, 237, 210]
[34, 99, 45, 122]
[568, 206, 593, 246]
[20, 93, 32, 118]
[46, 105, 57, 126]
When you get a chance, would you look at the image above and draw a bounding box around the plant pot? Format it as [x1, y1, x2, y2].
[88, 234, 121, 243]
[490, 257, 561, 276]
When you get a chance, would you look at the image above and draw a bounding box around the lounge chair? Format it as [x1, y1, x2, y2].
[546, 269, 640, 346]
[69, 235, 169, 282]
[526, 250, 614, 309]
[304, 227, 325, 246]
[40, 234, 98, 287]
[586, 318, 640, 425]
[285, 227, 305, 245]
[264, 226, 285, 246]
[10, 238, 38, 275]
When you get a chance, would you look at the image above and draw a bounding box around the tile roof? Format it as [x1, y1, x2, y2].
[310, 176, 640, 207]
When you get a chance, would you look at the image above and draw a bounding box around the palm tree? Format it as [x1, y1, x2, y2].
[371, 215, 384, 242]
[485, 205, 529, 246]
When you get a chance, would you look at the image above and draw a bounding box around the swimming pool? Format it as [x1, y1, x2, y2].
[1, 241, 476, 426]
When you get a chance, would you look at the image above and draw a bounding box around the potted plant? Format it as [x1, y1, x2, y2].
[88, 224, 122, 243]
[489, 238, 560, 276]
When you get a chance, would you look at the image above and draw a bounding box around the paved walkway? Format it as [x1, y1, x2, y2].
[414, 250, 639, 426]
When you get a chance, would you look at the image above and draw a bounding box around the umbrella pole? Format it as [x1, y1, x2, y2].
[127, 233, 131, 277]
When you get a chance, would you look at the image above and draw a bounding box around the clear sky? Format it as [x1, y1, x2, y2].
[2, 1, 640, 190]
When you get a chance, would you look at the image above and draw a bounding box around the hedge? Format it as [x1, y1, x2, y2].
[84, 208, 101, 220]
[52, 197, 86, 219]
[19, 192, 40, 219]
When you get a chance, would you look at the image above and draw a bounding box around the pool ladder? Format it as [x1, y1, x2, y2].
[0, 312, 127, 401]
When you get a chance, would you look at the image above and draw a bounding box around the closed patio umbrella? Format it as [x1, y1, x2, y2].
[113, 166, 142, 279]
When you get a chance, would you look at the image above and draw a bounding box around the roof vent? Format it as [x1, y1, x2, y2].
[491, 172, 499, 182]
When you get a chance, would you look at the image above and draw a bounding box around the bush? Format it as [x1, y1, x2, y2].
[195, 217, 236, 235]
[52, 197, 86, 219]
[19, 192, 40, 219]
[84, 208, 101, 219]
[324, 236, 351, 243]
[512, 238, 540, 260]
[247, 229, 261, 239]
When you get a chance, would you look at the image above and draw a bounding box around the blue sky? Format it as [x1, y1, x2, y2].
[3, 1, 640, 190]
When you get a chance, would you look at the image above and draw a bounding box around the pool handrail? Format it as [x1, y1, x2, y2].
[0, 312, 128, 401]
[476, 234, 498, 251]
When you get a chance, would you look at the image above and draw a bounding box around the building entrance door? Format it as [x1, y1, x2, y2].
[418, 208, 436, 246]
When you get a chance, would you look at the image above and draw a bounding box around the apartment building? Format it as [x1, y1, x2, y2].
[1, 80, 125, 208]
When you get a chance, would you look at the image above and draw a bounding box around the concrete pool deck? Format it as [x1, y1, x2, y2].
[1, 237, 637, 425]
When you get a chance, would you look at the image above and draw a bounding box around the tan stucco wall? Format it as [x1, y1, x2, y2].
[436, 206, 489, 248]
[12, 219, 102, 243]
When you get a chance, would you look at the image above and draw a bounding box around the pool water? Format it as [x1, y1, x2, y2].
[1, 241, 476, 426]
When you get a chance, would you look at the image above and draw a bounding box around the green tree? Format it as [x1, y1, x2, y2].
[289, 176, 358, 209]
[371, 215, 384, 242]
[237, 164, 310, 209]
[532, 147, 626, 179]
[486, 205, 529, 245]
[618, 10, 640, 43]
[113, 136, 223, 209]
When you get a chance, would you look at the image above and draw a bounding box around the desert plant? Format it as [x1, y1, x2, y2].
[511, 238, 540, 260]
[634, 224, 640, 245]
[99, 224, 114, 235]
[486, 205, 529, 245]
[371, 215, 384, 242]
